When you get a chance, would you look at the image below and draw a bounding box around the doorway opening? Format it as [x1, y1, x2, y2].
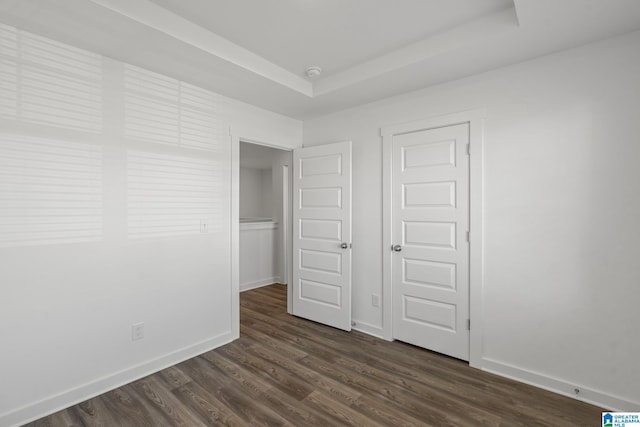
[238, 141, 292, 309]
[234, 139, 354, 333]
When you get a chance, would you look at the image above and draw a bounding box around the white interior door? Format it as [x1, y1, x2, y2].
[292, 141, 352, 331]
[391, 123, 470, 360]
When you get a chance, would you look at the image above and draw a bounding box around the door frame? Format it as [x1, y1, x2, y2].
[230, 133, 294, 339]
[381, 109, 485, 368]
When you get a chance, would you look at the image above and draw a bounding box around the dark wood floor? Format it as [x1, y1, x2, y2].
[26, 284, 603, 426]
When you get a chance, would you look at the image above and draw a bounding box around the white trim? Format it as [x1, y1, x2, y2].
[240, 277, 282, 292]
[380, 108, 486, 366]
[1, 332, 236, 427]
[283, 164, 293, 313]
[240, 221, 278, 231]
[230, 132, 240, 341]
[352, 320, 385, 340]
[238, 136, 295, 152]
[380, 109, 485, 137]
[481, 358, 640, 412]
[467, 111, 485, 368]
[381, 132, 393, 341]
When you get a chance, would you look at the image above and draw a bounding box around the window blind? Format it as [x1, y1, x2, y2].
[124, 64, 225, 151]
[0, 23, 102, 133]
[0, 134, 102, 247]
[127, 150, 224, 238]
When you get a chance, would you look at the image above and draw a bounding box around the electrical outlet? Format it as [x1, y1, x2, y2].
[372, 294, 380, 307]
[132, 322, 144, 341]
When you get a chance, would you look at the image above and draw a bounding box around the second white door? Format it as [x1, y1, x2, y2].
[391, 123, 470, 360]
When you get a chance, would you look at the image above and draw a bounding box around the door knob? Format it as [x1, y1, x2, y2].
[340, 242, 349, 249]
[392, 244, 402, 252]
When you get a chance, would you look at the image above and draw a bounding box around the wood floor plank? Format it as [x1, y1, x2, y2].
[203, 346, 338, 426]
[179, 355, 293, 426]
[98, 386, 157, 427]
[157, 366, 194, 391]
[239, 321, 309, 361]
[120, 382, 188, 427]
[350, 392, 448, 427]
[331, 353, 503, 425]
[171, 380, 245, 426]
[213, 341, 316, 401]
[298, 352, 475, 426]
[302, 390, 386, 427]
[129, 375, 208, 427]
[71, 395, 122, 427]
[29, 407, 82, 427]
[242, 337, 363, 404]
[25, 283, 604, 427]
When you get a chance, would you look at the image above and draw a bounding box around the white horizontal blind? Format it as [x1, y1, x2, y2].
[0, 135, 102, 247]
[124, 64, 228, 239]
[0, 23, 102, 132]
[127, 151, 224, 238]
[0, 24, 103, 247]
[124, 65, 179, 145]
[124, 65, 226, 151]
[0, 25, 18, 120]
[0, 23, 229, 247]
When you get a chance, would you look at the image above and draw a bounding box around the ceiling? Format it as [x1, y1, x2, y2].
[1, 0, 640, 120]
[148, 0, 511, 78]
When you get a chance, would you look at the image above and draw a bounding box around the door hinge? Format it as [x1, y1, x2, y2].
[466, 231, 470, 242]
[466, 143, 470, 156]
[466, 319, 471, 331]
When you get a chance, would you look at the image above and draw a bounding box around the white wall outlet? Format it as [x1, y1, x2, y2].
[372, 294, 380, 307]
[132, 322, 144, 341]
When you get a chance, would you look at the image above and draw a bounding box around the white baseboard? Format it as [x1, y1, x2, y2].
[2, 331, 236, 427]
[352, 320, 386, 340]
[481, 357, 640, 412]
[240, 277, 281, 292]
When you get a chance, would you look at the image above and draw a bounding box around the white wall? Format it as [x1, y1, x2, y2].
[239, 221, 279, 290]
[303, 30, 640, 410]
[261, 169, 274, 217]
[0, 24, 301, 427]
[271, 150, 293, 284]
[239, 164, 277, 290]
[239, 167, 272, 218]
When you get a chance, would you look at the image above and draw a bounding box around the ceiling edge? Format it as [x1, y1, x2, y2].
[88, 0, 314, 97]
[313, 6, 520, 97]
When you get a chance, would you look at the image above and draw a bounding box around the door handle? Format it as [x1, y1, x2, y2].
[340, 242, 349, 249]
[392, 244, 402, 252]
